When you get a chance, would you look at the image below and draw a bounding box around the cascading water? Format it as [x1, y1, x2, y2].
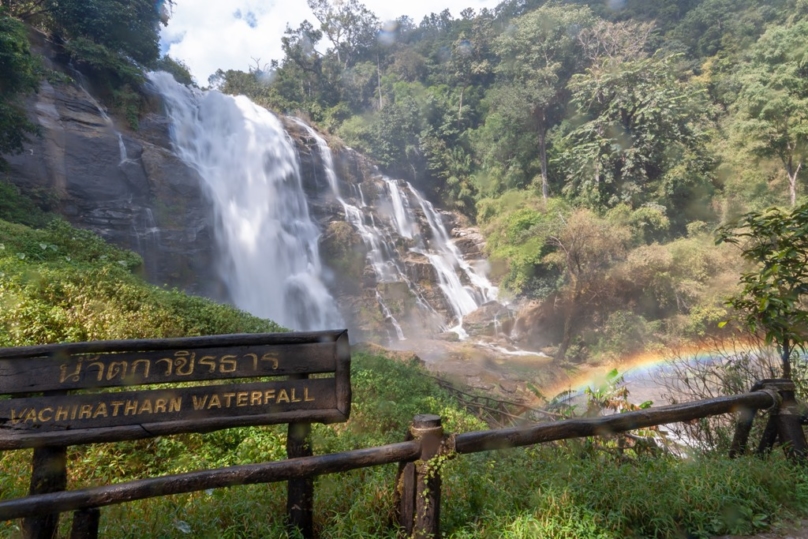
[382, 177, 414, 239]
[149, 72, 342, 331]
[290, 118, 498, 338]
[68, 64, 132, 166]
[412, 190, 499, 307]
[291, 119, 407, 338]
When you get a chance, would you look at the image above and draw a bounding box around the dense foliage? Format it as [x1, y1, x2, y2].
[197, 0, 808, 361]
[3, 0, 806, 360]
[1, 351, 807, 537]
[717, 203, 808, 378]
[0, 9, 40, 167]
[1, 0, 177, 128]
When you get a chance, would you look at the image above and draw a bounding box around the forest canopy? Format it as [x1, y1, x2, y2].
[3, 0, 808, 362]
[200, 0, 808, 359]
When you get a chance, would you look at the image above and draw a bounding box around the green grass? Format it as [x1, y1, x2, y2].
[1, 216, 808, 538]
[0, 218, 282, 346]
[1, 354, 807, 538]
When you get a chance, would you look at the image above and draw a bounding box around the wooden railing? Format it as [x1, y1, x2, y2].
[1, 378, 804, 539]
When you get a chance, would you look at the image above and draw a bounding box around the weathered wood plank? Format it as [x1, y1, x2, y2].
[454, 391, 775, 454]
[0, 342, 337, 394]
[0, 379, 340, 448]
[0, 408, 348, 450]
[0, 441, 422, 520]
[286, 421, 313, 538]
[0, 331, 346, 360]
[69, 508, 100, 539]
[334, 331, 351, 419]
[22, 445, 66, 539]
[1, 378, 334, 433]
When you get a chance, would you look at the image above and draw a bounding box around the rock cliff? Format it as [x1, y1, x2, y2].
[3, 38, 511, 344]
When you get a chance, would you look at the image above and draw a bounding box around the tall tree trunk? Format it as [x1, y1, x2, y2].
[557, 278, 580, 362]
[377, 54, 383, 111]
[537, 109, 549, 201]
[787, 161, 801, 207]
[781, 337, 792, 379]
[458, 87, 464, 124]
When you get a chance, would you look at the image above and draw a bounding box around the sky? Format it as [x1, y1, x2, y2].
[160, 0, 503, 85]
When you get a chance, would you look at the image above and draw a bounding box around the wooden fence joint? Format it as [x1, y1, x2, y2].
[414, 415, 444, 539]
[762, 379, 808, 461]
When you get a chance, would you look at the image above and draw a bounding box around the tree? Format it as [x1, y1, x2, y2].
[717, 203, 808, 379]
[559, 52, 713, 220]
[0, 9, 40, 167]
[545, 209, 631, 361]
[307, 0, 379, 69]
[493, 5, 594, 200]
[731, 21, 808, 207]
[48, 0, 166, 66]
[577, 19, 655, 64]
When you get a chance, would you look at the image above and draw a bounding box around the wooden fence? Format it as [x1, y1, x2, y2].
[1, 377, 804, 539]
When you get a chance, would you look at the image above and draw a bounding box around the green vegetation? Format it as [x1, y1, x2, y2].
[2, 351, 808, 537]
[718, 202, 808, 378]
[0, 186, 804, 538]
[198, 0, 808, 361]
[0, 9, 40, 168]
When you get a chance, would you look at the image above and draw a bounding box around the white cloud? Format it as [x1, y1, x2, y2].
[161, 0, 502, 84]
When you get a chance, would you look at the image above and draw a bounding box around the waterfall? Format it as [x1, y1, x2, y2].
[149, 72, 342, 331]
[411, 189, 499, 309]
[291, 119, 407, 339]
[291, 119, 498, 338]
[68, 64, 133, 167]
[381, 176, 414, 239]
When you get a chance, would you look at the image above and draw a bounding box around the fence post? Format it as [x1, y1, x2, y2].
[397, 414, 444, 539]
[730, 381, 765, 458]
[413, 415, 444, 539]
[764, 379, 808, 461]
[287, 376, 314, 539]
[70, 508, 100, 539]
[22, 446, 67, 539]
[394, 431, 416, 537]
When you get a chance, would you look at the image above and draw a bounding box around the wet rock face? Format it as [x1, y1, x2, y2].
[6, 60, 507, 343]
[464, 301, 512, 338]
[509, 299, 565, 351]
[4, 79, 222, 299]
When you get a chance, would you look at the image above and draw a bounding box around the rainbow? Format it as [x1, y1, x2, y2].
[543, 341, 761, 401]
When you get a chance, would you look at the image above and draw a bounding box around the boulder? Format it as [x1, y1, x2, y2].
[464, 301, 512, 337]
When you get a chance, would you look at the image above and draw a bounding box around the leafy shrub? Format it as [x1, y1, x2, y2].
[0, 180, 54, 228]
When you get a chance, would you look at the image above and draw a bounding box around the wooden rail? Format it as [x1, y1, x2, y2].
[0, 380, 804, 539]
[0, 441, 421, 521]
[454, 391, 774, 453]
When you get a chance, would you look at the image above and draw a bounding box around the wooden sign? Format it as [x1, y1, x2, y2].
[0, 330, 350, 449]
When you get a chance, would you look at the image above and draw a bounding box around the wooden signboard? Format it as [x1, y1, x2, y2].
[0, 330, 351, 449]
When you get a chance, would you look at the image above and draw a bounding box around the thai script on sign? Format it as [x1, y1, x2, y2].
[58, 349, 281, 385]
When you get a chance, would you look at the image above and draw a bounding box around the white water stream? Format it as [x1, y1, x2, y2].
[151, 72, 500, 339]
[149, 73, 342, 331]
[291, 119, 498, 339]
